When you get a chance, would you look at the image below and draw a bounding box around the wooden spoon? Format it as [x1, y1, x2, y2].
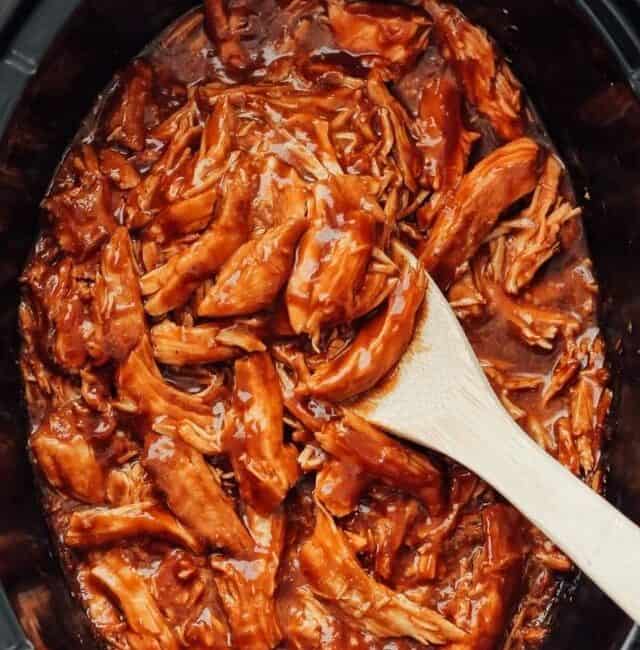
[353, 272, 640, 624]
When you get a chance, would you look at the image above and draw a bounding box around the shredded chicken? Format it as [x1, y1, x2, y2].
[20, 2, 609, 649]
[30, 405, 106, 504]
[141, 164, 254, 316]
[423, 0, 523, 140]
[66, 502, 203, 552]
[279, 584, 348, 649]
[143, 433, 253, 554]
[346, 489, 421, 580]
[479, 278, 581, 350]
[90, 550, 179, 650]
[367, 70, 421, 191]
[416, 64, 478, 223]
[204, 0, 250, 69]
[210, 507, 285, 649]
[299, 505, 466, 645]
[315, 458, 369, 517]
[199, 217, 308, 317]
[306, 245, 426, 400]
[485, 154, 582, 294]
[150, 320, 265, 366]
[43, 145, 116, 257]
[95, 227, 145, 361]
[317, 411, 443, 511]
[106, 462, 155, 505]
[23, 256, 96, 369]
[286, 177, 377, 341]
[99, 148, 141, 189]
[229, 352, 299, 513]
[107, 61, 153, 151]
[152, 549, 232, 648]
[327, 0, 430, 66]
[421, 137, 539, 287]
[117, 338, 223, 453]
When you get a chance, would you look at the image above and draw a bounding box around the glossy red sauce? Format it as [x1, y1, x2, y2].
[19, 1, 610, 649]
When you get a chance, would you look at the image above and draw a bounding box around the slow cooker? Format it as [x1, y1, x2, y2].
[1, 1, 640, 648]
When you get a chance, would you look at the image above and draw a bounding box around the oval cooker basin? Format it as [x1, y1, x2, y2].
[1, 1, 640, 649]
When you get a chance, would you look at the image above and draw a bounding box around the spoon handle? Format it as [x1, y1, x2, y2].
[355, 277, 640, 622]
[426, 397, 640, 624]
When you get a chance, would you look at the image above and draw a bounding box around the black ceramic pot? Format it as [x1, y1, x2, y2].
[0, 1, 639, 649]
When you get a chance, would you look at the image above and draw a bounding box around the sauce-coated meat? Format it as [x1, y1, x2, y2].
[20, 1, 610, 649]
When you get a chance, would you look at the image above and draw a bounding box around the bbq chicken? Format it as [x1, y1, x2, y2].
[20, 1, 610, 649]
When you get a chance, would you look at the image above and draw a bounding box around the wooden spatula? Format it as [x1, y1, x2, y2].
[352, 271, 640, 624]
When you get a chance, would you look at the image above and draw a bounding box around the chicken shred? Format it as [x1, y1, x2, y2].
[43, 145, 117, 258]
[96, 227, 146, 361]
[31, 424, 106, 505]
[327, 0, 430, 66]
[423, 0, 523, 141]
[420, 137, 539, 287]
[90, 550, 179, 650]
[415, 64, 479, 226]
[141, 164, 254, 316]
[315, 458, 369, 517]
[199, 217, 308, 318]
[229, 352, 300, 513]
[316, 411, 443, 512]
[306, 245, 426, 400]
[210, 507, 285, 649]
[143, 433, 253, 555]
[150, 320, 265, 366]
[66, 502, 203, 552]
[117, 338, 223, 453]
[299, 505, 466, 645]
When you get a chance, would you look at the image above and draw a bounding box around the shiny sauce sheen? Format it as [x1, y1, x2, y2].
[19, 1, 610, 649]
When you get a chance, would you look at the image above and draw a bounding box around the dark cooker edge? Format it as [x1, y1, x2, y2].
[0, 1, 639, 649]
[2, 1, 640, 137]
